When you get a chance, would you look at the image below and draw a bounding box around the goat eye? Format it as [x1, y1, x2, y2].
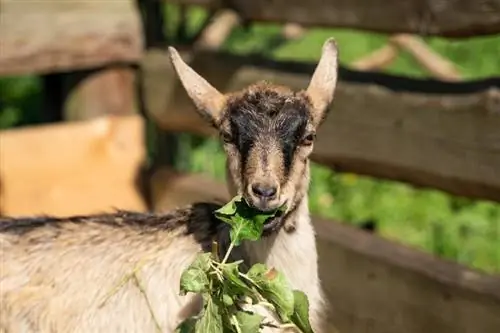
[301, 133, 315, 146]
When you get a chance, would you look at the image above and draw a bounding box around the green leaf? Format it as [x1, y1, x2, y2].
[214, 196, 284, 246]
[222, 262, 253, 294]
[179, 195, 296, 331]
[228, 214, 263, 246]
[195, 296, 224, 333]
[235, 311, 264, 333]
[175, 318, 196, 333]
[222, 293, 234, 306]
[291, 290, 314, 333]
[214, 195, 241, 216]
[247, 264, 294, 322]
[220, 303, 238, 333]
[179, 253, 212, 295]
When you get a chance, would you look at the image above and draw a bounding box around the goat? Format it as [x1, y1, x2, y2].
[0, 38, 339, 332]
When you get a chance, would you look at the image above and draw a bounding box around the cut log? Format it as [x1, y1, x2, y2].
[0, 0, 143, 76]
[163, 0, 500, 37]
[141, 50, 500, 202]
[149, 169, 500, 333]
[0, 115, 146, 217]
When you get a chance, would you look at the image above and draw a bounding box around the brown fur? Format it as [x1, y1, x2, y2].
[0, 38, 339, 332]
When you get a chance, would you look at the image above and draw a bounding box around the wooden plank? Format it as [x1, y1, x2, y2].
[149, 169, 500, 333]
[0, 115, 147, 217]
[0, 0, 143, 76]
[315, 219, 500, 333]
[141, 50, 500, 202]
[164, 0, 500, 37]
[63, 66, 138, 121]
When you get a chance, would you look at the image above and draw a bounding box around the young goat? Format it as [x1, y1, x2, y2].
[0, 38, 339, 332]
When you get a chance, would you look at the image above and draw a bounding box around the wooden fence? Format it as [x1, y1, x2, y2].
[0, 0, 499, 332]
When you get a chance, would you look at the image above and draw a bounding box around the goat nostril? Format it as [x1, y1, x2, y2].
[251, 184, 277, 199]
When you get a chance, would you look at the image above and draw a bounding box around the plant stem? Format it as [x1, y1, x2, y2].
[133, 272, 162, 333]
[209, 262, 224, 281]
[239, 273, 260, 288]
[257, 301, 275, 310]
[211, 240, 220, 262]
[98, 259, 148, 308]
[231, 315, 242, 333]
[221, 241, 235, 265]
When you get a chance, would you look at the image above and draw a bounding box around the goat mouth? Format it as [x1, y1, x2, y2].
[262, 208, 285, 233]
[262, 216, 282, 232]
[242, 197, 286, 233]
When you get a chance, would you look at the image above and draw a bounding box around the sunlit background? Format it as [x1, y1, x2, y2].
[1, 3, 499, 276]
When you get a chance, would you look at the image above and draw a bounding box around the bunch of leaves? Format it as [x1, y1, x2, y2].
[176, 195, 314, 333]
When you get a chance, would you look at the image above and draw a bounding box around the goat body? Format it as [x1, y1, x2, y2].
[0, 38, 339, 332]
[1, 206, 216, 332]
[0, 200, 323, 333]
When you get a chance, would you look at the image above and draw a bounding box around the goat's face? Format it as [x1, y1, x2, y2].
[169, 38, 338, 232]
[220, 85, 313, 218]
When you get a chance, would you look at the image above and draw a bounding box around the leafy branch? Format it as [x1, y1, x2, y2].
[176, 195, 314, 333]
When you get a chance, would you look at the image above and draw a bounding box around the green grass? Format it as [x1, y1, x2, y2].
[1, 4, 499, 274]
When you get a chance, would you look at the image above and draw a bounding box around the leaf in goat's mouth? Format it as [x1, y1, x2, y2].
[214, 195, 287, 245]
[177, 195, 314, 333]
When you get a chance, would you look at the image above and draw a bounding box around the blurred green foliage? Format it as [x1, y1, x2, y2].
[0, 76, 43, 129]
[0, 4, 498, 274]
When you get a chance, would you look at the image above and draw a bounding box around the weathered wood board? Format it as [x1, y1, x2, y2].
[164, 0, 500, 37]
[0, 0, 143, 76]
[141, 50, 500, 202]
[0, 115, 146, 217]
[63, 66, 138, 121]
[149, 169, 500, 333]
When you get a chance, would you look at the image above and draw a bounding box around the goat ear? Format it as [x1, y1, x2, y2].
[306, 38, 339, 127]
[168, 47, 226, 125]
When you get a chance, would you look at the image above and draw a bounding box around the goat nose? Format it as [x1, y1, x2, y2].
[251, 184, 277, 199]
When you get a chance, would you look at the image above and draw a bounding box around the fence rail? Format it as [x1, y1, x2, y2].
[142, 50, 500, 202]
[165, 0, 500, 37]
[0, 0, 143, 76]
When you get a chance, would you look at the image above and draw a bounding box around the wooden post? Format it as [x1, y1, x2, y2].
[136, 0, 181, 208]
[41, 73, 65, 123]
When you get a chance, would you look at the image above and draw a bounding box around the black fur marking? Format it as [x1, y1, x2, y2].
[0, 203, 225, 247]
[227, 88, 309, 175]
[275, 102, 309, 174]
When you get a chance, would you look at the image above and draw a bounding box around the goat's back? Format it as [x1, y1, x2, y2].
[0, 203, 223, 332]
